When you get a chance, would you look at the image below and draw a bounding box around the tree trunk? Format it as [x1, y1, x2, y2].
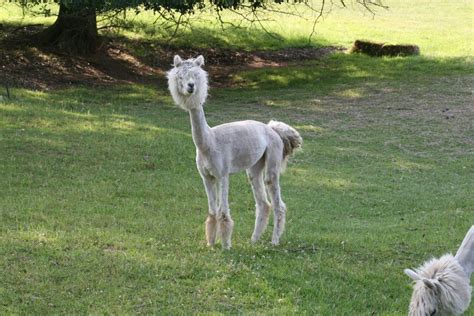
[39, 3, 98, 54]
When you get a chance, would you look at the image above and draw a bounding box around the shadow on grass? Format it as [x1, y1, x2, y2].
[228, 53, 474, 96]
[0, 20, 330, 90]
[106, 18, 332, 51]
[1, 18, 472, 94]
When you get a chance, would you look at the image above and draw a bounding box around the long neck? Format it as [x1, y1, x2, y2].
[189, 105, 212, 152]
[455, 226, 474, 277]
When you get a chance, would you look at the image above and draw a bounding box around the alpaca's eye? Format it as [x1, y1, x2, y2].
[430, 309, 436, 316]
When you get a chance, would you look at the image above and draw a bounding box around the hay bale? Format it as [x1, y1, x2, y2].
[349, 40, 420, 57]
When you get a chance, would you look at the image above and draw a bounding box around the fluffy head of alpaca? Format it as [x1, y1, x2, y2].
[405, 254, 472, 316]
[167, 55, 208, 111]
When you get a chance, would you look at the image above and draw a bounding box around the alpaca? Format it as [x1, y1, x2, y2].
[167, 55, 302, 249]
[405, 226, 474, 315]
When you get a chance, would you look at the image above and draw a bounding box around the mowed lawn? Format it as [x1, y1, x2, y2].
[1, 1, 473, 314]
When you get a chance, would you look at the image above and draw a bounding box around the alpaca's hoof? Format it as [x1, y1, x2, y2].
[271, 237, 280, 246]
[222, 243, 231, 250]
[251, 235, 259, 244]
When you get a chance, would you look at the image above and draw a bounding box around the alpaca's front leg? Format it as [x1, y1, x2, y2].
[201, 175, 218, 247]
[217, 175, 234, 249]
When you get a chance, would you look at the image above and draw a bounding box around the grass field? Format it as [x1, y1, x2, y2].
[1, 0, 473, 314]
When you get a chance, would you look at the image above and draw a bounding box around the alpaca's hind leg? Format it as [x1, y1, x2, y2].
[217, 175, 234, 249]
[265, 156, 286, 246]
[247, 159, 271, 244]
[202, 175, 218, 247]
[267, 174, 286, 246]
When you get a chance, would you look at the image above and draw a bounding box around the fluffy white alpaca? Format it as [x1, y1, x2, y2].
[167, 55, 302, 249]
[405, 226, 474, 315]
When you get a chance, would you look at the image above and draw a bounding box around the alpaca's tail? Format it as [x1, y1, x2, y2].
[268, 120, 302, 170]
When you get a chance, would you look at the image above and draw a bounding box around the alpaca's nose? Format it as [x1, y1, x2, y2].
[187, 83, 195, 93]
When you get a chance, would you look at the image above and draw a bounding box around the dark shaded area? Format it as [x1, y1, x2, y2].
[38, 4, 98, 54]
[0, 23, 341, 90]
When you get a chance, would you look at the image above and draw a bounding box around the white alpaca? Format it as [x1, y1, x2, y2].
[405, 226, 474, 315]
[167, 55, 302, 249]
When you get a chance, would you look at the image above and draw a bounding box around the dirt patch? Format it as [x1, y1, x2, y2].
[0, 26, 342, 90]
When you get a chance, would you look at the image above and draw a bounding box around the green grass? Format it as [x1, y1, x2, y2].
[1, 63, 473, 314]
[1, 0, 474, 314]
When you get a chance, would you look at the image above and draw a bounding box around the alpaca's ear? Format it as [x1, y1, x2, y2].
[194, 55, 205, 66]
[423, 279, 435, 289]
[174, 55, 183, 67]
[404, 269, 421, 281]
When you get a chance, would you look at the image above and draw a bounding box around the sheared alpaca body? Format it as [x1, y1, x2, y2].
[405, 226, 474, 315]
[167, 55, 302, 249]
[198, 120, 275, 175]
